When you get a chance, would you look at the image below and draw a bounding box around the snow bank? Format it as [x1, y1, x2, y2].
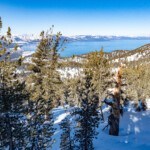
[52, 105, 150, 150]
[146, 99, 150, 109]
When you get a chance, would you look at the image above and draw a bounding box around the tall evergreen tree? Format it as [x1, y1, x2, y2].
[74, 70, 100, 150]
[0, 26, 28, 149]
[85, 49, 110, 120]
[26, 28, 63, 149]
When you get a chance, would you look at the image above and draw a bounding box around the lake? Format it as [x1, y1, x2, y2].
[22, 39, 150, 57]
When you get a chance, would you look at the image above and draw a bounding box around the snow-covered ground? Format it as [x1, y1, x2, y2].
[94, 110, 150, 150]
[58, 67, 82, 78]
[52, 105, 150, 150]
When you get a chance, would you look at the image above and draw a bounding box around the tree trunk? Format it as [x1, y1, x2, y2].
[100, 105, 104, 121]
[109, 113, 119, 136]
[109, 65, 122, 136]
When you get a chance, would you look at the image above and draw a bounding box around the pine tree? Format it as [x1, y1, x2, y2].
[60, 115, 73, 150]
[74, 70, 100, 150]
[0, 26, 29, 149]
[7, 27, 11, 37]
[85, 49, 110, 120]
[0, 17, 2, 30]
[122, 64, 150, 105]
[26, 28, 63, 149]
[62, 77, 80, 106]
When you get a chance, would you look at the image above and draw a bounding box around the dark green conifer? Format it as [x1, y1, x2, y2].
[0, 17, 2, 30]
[0, 26, 29, 149]
[26, 28, 63, 149]
[74, 70, 100, 150]
[60, 115, 74, 150]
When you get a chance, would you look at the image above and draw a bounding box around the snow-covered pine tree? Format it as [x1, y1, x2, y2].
[60, 115, 74, 150]
[0, 26, 28, 149]
[26, 28, 63, 149]
[74, 70, 100, 150]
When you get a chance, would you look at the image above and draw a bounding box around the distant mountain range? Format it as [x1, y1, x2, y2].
[12, 34, 150, 43]
[7, 34, 150, 64]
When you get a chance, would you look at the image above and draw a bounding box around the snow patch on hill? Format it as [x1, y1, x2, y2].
[58, 67, 82, 78]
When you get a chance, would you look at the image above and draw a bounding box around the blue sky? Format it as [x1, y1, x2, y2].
[0, 0, 150, 36]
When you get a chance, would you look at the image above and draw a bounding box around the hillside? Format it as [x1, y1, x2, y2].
[109, 44, 150, 64]
[1, 31, 150, 150]
[55, 44, 150, 77]
[5, 42, 150, 79]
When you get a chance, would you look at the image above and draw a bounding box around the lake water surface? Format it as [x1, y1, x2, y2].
[22, 39, 150, 57]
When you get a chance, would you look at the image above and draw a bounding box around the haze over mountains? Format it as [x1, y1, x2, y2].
[12, 34, 150, 43]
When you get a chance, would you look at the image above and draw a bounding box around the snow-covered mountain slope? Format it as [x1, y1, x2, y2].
[12, 34, 150, 43]
[61, 43, 150, 65]
[52, 105, 150, 150]
[13, 34, 41, 43]
[108, 44, 150, 63]
[19, 43, 150, 79]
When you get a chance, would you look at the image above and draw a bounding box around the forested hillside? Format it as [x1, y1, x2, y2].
[0, 18, 150, 150]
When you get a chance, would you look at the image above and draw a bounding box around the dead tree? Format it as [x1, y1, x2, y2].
[104, 65, 123, 136]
